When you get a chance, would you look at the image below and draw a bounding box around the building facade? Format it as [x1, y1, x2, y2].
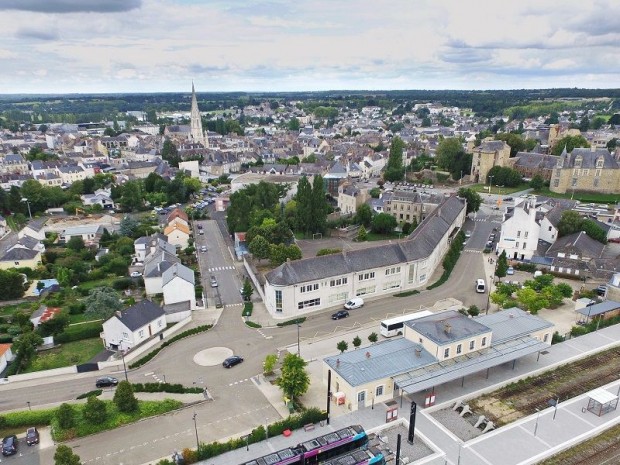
[550, 147, 620, 194]
[470, 140, 511, 184]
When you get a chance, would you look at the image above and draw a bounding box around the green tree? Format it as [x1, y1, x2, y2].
[119, 216, 140, 237]
[369, 187, 381, 198]
[551, 135, 590, 155]
[495, 250, 508, 281]
[113, 380, 139, 413]
[368, 332, 378, 343]
[456, 187, 482, 214]
[356, 225, 368, 241]
[242, 278, 254, 301]
[436, 138, 471, 180]
[248, 235, 271, 261]
[337, 340, 348, 353]
[263, 354, 278, 376]
[161, 138, 180, 166]
[54, 444, 81, 465]
[0, 269, 26, 300]
[119, 181, 143, 212]
[467, 305, 480, 317]
[310, 175, 328, 234]
[529, 174, 545, 191]
[84, 287, 123, 320]
[66, 236, 85, 252]
[581, 219, 608, 243]
[56, 403, 75, 429]
[13, 331, 43, 371]
[352, 335, 362, 349]
[384, 136, 405, 182]
[277, 353, 310, 401]
[355, 204, 373, 227]
[295, 176, 312, 235]
[288, 117, 300, 131]
[371, 213, 397, 234]
[557, 210, 583, 237]
[516, 287, 548, 314]
[38, 312, 69, 337]
[82, 395, 107, 424]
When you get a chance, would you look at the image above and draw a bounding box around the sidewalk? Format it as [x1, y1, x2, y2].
[194, 315, 620, 465]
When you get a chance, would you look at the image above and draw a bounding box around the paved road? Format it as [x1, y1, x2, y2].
[0, 211, 501, 464]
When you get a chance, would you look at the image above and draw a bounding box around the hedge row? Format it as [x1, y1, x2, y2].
[393, 290, 420, 297]
[242, 301, 253, 317]
[427, 231, 465, 290]
[276, 317, 306, 327]
[129, 324, 212, 369]
[131, 382, 202, 394]
[56, 322, 103, 343]
[76, 389, 102, 400]
[157, 408, 327, 464]
[0, 408, 56, 428]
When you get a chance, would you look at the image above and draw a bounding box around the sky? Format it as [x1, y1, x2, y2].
[1, 0, 620, 94]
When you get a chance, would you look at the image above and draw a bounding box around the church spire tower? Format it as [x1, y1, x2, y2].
[190, 82, 207, 147]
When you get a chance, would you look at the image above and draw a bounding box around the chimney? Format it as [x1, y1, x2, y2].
[415, 347, 422, 357]
[509, 313, 514, 318]
[336, 359, 340, 367]
[115, 310, 122, 318]
[366, 351, 371, 358]
[443, 321, 452, 335]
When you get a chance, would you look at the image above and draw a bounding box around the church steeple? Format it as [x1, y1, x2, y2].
[190, 81, 206, 147]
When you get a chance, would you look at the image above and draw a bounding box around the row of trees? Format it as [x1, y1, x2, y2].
[491, 273, 573, 313]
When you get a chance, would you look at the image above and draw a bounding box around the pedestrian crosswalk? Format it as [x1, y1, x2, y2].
[208, 265, 235, 272]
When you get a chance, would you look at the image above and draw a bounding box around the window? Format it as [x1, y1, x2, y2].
[357, 391, 366, 402]
[328, 292, 348, 303]
[382, 281, 401, 291]
[523, 242, 527, 249]
[275, 290, 283, 312]
[517, 231, 521, 238]
[358, 271, 375, 281]
[408, 265, 415, 284]
[444, 348, 450, 358]
[122, 332, 129, 338]
[553, 179, 559, 187]
[516, 242, 519, 248]
[574, 156, 582, 168]
[138, 330, 144, 338]
[376, 385, 384, 397]
[330, 277, 348, 287]
[571, 178, 577, 187]
[593, 178, 600, 187]
[356, 286, 376, 296]
[298, 298, 320, 310]
[482, 337, 487, 347]
[596, 157, 604, 168]
[469, 340, 475, 350]
[300, 283, 319, 293]
[385, 266, 401, 276]
[595, 169, 602, 177]
[525, 231, 528, 238]
[158, 320, 163, 327]
[419, 273, 427, 282]
[456, 344, 462, 354]
[544, 333, 549, 343]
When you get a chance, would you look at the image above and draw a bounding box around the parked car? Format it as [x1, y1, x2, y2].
[596, 285, 607, 296]
[210, 275, 218, 287]
[222, 355, 244, 368]
[464, 230, 472, 238]
[2, 435, 18, 456]
[344, 298, 364, 310]
[201, 245, 207, 253]
[130, 271, 142, 278]
[26, 427, 39, 446]
[504, 197, 513, 202]
[331, 310, 350, 320]
[95, 376, 119, 388]
[506, 266, 514, 275]
[197, 224, 203, 229]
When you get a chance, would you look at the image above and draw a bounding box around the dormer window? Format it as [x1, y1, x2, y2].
[596, 157, 604, 168]
[574, 156, 582, 168]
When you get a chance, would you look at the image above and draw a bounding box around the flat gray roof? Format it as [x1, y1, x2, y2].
[393, 336, 549, 394]
[577, 300, 620, 317]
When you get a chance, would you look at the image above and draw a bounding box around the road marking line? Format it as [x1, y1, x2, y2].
[144, 372, 154, 376]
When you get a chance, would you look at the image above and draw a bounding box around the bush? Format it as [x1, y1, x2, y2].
[316, 248, 342, 256]
[245, 321, 262, 328]
[112, 278, 134, 290]
[276, 317, 306, 327]
[113, 381, 138, 413]
[56, 403, 76, 429]
[242, 302, 253, 317]
[76, 390, 102, 400]
[515, 263, 537, 273]
[0, 407, 56, 428]
[55, 322, 103, 343]
[129, 325, 212, 369]
[82, 396, 107, 424]
[393, 290, 420, 297]
[131, 382, 202, 394]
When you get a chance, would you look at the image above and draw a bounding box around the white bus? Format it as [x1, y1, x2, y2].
[380, 310, 434, 338]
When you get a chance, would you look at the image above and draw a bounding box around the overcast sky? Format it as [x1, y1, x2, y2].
[1, 0, 619, 94]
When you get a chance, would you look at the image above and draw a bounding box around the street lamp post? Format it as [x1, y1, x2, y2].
[21, 198, 32, 220]
[192, 412, 200, 451]
[296, 321, 301, 356]
[120, 341, 129, 382]
[488, 175, 495, 195]
[27, 401, 31, 411]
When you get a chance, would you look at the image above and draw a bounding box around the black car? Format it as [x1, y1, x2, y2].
[331, 310, 349, 320]
[26, 427, 39, 446]
[222, 356, 244, 368]
[96, 376, 119, 388]
[2, 435, 17, 456]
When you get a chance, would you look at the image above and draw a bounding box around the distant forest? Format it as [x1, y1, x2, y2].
[0, 88, 619, 126]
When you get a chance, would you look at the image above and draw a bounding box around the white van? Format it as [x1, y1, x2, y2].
[344, 298, 364, 310]
[476, 279, 486, 293]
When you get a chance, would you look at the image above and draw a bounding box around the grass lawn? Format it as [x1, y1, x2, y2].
[68, 313, 102, 324]
[77, 277, 118, 292]
[364, 232, 402, 241]
[536, 187, 620, 204]
[0, 301, 36, 317]
[5, 215, 18, 232]
[25, 338, 104, 372]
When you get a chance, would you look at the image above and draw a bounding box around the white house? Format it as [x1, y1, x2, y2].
[59, 224, 107, 246]
[143, 249, 181, 295]
[162, 263, 196, 308]
[134, 233, 174, 263]
[81, 193, 115, 210]
[0, 215, 7, 237]
[101, 300, 166, 351]
[18, 218, 47, 241]
[263, 195, 466, 317]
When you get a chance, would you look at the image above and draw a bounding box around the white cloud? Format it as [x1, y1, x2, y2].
[0, 0, 619, 93]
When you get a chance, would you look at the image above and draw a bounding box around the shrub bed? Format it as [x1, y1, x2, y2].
[276, 317, 306, 327]
[242, 302, 253, 317]
[245, 321, 262, 328]
[129, 324, 212, 369]
[131, 382, 202, 394]
[393, 290, 420, 297]
[76, 389, 103, 400]
[427, 231, 465, 290]
[56, 321, 103, 343]
[0, 408, 56, 429]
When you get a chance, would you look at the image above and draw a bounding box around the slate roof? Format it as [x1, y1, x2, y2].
[24, 218, 47, 232]
[114, 300, 165, 332]
[475, 307, 554, 344]
[265, 195, 465, 286]
[576, 300, 620, 317]
[560, 148, 619, 169]
[144, 250, 180, 278]
[546, 231, 604, 259]
[474, 140, 508, 152]
[162, 263, 195, 287]
[15, 235, 40, 250]
[406, 310, 490, 345]
[512, 152, 557, 170]
[0, 248, 39, 261]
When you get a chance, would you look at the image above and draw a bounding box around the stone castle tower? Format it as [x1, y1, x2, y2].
[190, 82, 207, 147]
